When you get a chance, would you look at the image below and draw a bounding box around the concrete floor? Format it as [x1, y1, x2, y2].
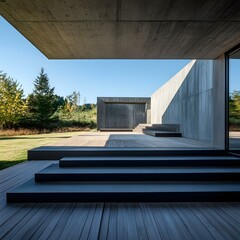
[46, 132, 213, 148]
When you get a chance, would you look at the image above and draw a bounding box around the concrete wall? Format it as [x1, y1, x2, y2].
[151, 60, 214, 143]
[105, 103, 146, 128]
[97, 97, 151, 130]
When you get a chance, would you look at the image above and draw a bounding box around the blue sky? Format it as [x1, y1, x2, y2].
[2, 16, 238, 104]
[230, 59, 240, 94]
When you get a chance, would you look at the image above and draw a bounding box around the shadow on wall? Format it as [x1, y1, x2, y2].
[151, 60, 214, 143]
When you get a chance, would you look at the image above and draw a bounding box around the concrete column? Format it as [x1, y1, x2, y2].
[213, 55, 226, 149]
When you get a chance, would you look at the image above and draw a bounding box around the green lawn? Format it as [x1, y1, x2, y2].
[0, 132, 80, 170]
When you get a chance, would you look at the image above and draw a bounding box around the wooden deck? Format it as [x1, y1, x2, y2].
[1, 161, 240, 239]
[46, 132, 213, 148]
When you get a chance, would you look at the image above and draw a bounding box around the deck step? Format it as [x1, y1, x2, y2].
[7, 179, 240, 203]
[143, 129, 182, 137]
[100, 128, 133, 132]
[35, 164, 240, 182]
[10, 150, 240, 203]
[146, 124, 180, 132]
[59, 156, 240, 167]
[28, 147, 228, 160]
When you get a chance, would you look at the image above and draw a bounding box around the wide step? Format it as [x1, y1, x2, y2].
[35, 164, 240, 182]
[28, 147, 228, 160]
[100, 128, 132, 132]
[143, 129, 182, 137]
[8, 150, 240, 203]
[59, 156, 240, 167]
[7, 179, 240, 203]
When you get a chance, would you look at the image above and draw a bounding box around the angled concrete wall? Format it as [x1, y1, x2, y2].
[151, 60, 214, 143]
[97, 97, 151, 130]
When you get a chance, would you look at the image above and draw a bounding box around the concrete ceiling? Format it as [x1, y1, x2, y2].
[0, 0, 240, 59]
[230, 48, 240, 59]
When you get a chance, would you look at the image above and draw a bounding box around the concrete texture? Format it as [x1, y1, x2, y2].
[97, 97, 150, 130]
[151, 60, 214, 144]
[1, 0, 240, 59]
[213, 55, 226, 149]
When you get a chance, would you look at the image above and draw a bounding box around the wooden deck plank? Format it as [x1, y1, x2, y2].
[10, 204, 55, 240]
[87, 203, 104, 240]
[36, 204, 70, 240]
[0, 204, 28, 230]
[153, 203, 193, 240]
[194, 203, 240, 239]
[46, 203, 76, 239]
[0, 161, 54, 210]
[172, 203, 215, 240]
[210, 204, 240, 232]
[140, 203, 163, 240]
[188, 203, 226, 240]
[20, 204, 62, 240]
[116, 203, 129, 240]
[79, 204, 99, 240]
[98, 203, 110, 240]
[116, 203, 138, 240]
[0, 162, 53, 193]
[217, 203, 240, 224]
[106, 203, 118, 240]
[0, 161, 53, 185]
[0, 204, 41, 239]
[132, 204, 149, 240]
[125, 203, 144, 240]
[58, 203, 91, 240]
[149, 203, 171, 240]
[0, 161, 49, 185]
[204, 203, 240, 238]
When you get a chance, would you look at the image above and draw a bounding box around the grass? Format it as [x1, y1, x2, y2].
[0, 131, 81, 170]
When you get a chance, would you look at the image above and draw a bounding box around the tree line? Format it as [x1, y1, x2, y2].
[0, 68, 96, 130]
[229, 91, 240, 130]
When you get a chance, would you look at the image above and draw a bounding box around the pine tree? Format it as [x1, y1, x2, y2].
[27, 68, 56, 129]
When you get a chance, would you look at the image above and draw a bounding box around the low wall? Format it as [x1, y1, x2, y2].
[151, 60, 214, 143]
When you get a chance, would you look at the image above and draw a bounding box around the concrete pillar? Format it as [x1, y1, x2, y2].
[213, 54, 226, 149]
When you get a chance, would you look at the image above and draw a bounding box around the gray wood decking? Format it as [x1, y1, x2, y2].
[1, 161, 240, 239]
[46, 132, 212, 148]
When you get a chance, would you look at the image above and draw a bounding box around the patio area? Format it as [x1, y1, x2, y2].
[1, 132, 240, 239]
[46, 132, 213, 148]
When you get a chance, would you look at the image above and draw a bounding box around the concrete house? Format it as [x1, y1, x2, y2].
[1, 1, 240, 239]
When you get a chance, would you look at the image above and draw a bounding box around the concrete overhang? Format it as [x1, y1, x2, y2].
[0, 0, 240, 59]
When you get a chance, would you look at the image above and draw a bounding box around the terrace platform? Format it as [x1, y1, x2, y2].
[44, 132, 212, 148]
[27, 132, 214, 160]
[1, 161, 240, 239]
[2, 132, 240, 238]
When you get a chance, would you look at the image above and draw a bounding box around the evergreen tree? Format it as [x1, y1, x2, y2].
[230, 91, 240, 119]
[0, 71, 28, 129]
[27, 68, 56, 128]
